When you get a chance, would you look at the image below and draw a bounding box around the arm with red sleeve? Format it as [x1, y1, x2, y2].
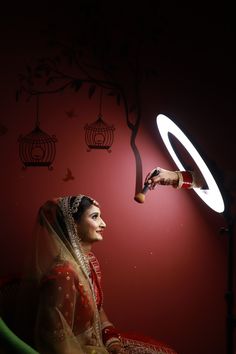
[34, 262, 84, 354]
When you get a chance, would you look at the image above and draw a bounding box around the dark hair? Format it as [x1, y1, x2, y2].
[70, 196, 95, 223]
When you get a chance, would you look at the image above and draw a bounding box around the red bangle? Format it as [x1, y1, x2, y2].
[102, 325, 121, 344]
[181, 171, 193, 189]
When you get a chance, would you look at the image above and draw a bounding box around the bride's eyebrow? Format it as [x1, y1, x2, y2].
[90, 211, 99, 216]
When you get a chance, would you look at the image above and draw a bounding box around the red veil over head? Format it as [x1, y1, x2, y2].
[15, 196, 108, 354]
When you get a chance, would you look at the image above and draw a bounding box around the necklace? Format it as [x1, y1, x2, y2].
[58, 196, 103, 345]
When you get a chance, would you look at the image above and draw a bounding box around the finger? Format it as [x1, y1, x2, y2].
[145, 168, 158, 183]
[144, 173, 152, 184]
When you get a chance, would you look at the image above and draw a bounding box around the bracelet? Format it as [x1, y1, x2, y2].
[106, 337, 122, 349]
[102, 325, 122, 346]
[175, 171, 193, 189]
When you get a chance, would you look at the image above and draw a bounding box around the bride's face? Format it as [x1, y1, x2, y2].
[76, 204, 106, 244]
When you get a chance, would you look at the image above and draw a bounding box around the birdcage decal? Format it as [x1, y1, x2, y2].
[18, 125, 57, 169]
[84, 88, 115, 152]
[18, 95, 57, 169]
[84, 115, 115, 152]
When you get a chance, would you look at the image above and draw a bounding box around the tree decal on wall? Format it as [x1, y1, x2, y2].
[16, 1, 161, 192]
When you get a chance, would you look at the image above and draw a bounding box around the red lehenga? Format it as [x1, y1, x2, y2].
[15, 197, 177, 354]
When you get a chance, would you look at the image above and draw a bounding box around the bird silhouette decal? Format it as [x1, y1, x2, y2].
[63, 168, 75, 181]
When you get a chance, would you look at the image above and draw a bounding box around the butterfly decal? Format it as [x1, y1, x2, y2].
[65, 109, 78, 119]
[63, 168, 75, 181]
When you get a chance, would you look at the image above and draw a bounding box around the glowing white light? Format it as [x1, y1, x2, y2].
[156, 114, 224, 213]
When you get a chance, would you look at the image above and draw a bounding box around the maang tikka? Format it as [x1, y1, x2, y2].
[71, 195, 84, 214]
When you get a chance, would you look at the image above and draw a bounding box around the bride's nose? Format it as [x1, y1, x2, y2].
[100, 218, 106, 228]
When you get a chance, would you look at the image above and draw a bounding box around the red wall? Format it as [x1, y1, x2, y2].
[0, 5, 235, 354]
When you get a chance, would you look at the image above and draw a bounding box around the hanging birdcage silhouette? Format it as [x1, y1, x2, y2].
[18, 96, 57, 169]
[18, 125, 57, 169]
[84, 115, 115, 152]
[84, 88, 115, 152]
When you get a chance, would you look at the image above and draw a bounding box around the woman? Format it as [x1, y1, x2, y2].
[15, 185, 181, 354]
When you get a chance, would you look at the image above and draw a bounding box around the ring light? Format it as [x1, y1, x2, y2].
[156, 114, 224, 213]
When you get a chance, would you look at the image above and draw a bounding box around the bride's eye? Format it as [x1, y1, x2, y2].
[91, 213, 98, 220]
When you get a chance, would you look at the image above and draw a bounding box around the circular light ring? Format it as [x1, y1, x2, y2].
[156, 114, 224, 213]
